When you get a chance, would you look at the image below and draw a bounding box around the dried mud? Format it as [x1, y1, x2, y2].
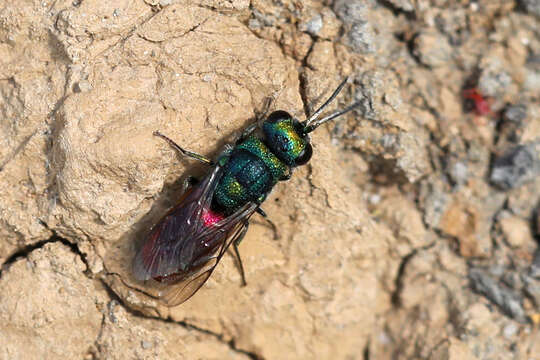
[0, 0, 539, 359]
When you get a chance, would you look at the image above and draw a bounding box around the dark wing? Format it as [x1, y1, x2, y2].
[159, 212, 254, 306]
[133, 165, 223, 281]
[132, 162, 258, 306]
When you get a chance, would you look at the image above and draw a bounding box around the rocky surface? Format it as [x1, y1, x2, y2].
[0, 0, 539, 359]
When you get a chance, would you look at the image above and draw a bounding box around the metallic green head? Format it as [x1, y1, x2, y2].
[261, 78, 362, 167]
[262, 111, 313, 167]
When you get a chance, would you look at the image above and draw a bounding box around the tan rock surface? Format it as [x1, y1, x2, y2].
[1, 0, 539, 359]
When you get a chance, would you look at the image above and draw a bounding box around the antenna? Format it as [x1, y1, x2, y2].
[302, 77, 361, 133]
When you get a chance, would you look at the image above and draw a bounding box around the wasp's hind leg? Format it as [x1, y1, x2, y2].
[232, 207, 278, 286]
[232, 223, 250, 286]
[154, 131, 214, 165]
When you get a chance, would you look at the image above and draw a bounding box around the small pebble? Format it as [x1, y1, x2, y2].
[414, 30, 452, 67]
[73, 80, 92, 93]
[478, 69, 512, 97]
[519, 0, 540, 17]
[299, 14, 323, 36]
[449, 161, 468, 185]
[503, 104, 527, 124]
[503, 323, 518, 338]
[469, 268, 527, 322]
[498, 214, 533, 248]
[490, 142, 540, 190]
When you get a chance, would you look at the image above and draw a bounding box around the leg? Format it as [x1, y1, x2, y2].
[257, 96, 273, 119]
[232, 223, 250, 286]
[235, 123, 258, 145]
[154, 131, 214, 165]
[180, 176, 199, 194]
[233, 240, 247, 286]
[235, 97, 274, 145]
[255, 207, 267, 217]
[279, 168, 293, 181]
[255, 207, 279, 240]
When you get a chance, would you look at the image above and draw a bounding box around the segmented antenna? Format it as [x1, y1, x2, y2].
[302, 77, 361, 133]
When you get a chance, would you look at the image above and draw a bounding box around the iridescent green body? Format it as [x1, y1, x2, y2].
[135, 78, 358, 306]
[213, 113, 311, 214]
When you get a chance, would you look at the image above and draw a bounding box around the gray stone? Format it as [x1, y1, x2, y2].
[503, 104, 527, 124]
[490, 141, 540, 190]
[468, 268, 526, 322]
[519, 0, 540, 17]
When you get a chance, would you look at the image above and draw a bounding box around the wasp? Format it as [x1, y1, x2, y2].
[133, 78, 360, 306]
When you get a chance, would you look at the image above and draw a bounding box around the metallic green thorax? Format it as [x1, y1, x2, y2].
[213, 136, 289, 213]
[236, 136, 289, 180]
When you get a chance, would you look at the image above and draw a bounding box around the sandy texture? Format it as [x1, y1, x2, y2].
[0, 0, 539, 359]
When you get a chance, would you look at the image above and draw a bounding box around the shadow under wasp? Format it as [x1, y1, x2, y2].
[133, 77, 360, 306]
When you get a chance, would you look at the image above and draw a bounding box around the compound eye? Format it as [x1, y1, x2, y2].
[267, 110, 291, 124]
[294, 143, 312, 166]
